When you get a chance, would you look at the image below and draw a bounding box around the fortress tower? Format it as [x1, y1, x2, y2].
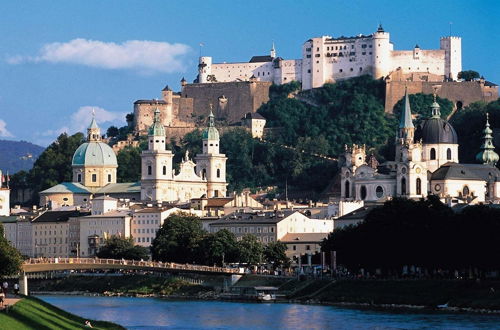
[440, 36, 462, 81]
[198, 56, 212, 83]
[371, 24, 392, 79]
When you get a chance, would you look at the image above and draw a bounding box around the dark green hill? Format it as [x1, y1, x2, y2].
[0, 140, 44, 174]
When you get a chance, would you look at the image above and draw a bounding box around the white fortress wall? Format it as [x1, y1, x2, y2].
[274, 59, 302, 84]
[390, 49, 446, 76]
[211, 61, 275, 82]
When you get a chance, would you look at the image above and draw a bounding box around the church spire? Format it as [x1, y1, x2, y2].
[476, 113, 499, 166]
[148, 107, 165, 137]
[398, 87, 414, 142]
[270, 42, 276, 58]
[87, 109, 101, 141]
[431, 93, 441, 118]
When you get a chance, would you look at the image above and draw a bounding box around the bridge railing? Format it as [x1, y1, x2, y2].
[24, 257, 241, 274]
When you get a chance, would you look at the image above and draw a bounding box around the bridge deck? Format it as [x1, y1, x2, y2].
[23, 258, 241, 275]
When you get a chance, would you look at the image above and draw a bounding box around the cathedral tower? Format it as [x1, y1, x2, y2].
[476, 113, 499, 166]
[194, 109, 228, 197]
[140, 108, 174, 201]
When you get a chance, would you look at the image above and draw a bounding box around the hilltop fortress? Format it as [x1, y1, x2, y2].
[133, 26, 498, 138]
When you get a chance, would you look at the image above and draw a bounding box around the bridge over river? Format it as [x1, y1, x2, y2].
[19, 258, 243, 295]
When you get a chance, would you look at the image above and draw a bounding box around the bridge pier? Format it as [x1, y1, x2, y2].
[19, 272, 28, 296]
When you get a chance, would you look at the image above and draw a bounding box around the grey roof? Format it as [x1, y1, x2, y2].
[432, 163, 500, 182]
[0, 216, 17, 223]
[336, 206, 375, 221]
[32, 210, 89, 223]
[211, 210, 298, 225]
[93, 195, 117, 201]
[280, 233, 329, 243]
[399, 89, 414, 129]
[243, 112, 266, 120]
[95, 182, 141, 194]
[415, 117, 458, 144]
[39, 182, 92, 195]
[133, 100, 167, 105]
[249, 55, 273, 63]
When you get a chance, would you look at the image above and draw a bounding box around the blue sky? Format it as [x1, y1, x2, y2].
[0, 0, 499, 146]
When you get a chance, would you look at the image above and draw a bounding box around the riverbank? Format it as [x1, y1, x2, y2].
[0, 295, 124, 329]
[28, 275, 500, 313]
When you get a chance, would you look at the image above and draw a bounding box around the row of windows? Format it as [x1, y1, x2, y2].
[34, 230, 67, 236]
[35, 237, 68, 244]
[77, 173, 112, 183]
[214, 226, 275, 234]
[133, 228, 159, 234]
[135, 236, 153, 243]
[132, 219, 159, 225]
[430, 148, 452, 160]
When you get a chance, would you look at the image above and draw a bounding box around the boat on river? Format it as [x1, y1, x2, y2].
[221, 286, 279, 302]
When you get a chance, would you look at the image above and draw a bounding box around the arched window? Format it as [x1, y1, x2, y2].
[430, 148, 436, 160]
[147, 165, 152, 175]
[217, 169, 221, 178]
[345, 181, 350, 198]
[447, 148, 452, 160]
[202, 169, 206, 180]
[360, 186, 367, 200]
[92, 174, 97, 182]
[163, 166, 167, 175]
[416, 178, 422, 195]
[463, 185, 470, 196]
[376, 186, 384, 198]
[401, 177, 406, 195]
[77, 174, 82, 183]
[108, 174, 112, 183]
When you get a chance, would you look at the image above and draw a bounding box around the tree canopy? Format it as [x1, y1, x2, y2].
[0, 224, 23, 276]
[458, 70, 480, 81]
[392, 93, 454, 124]
[96, 235, 150, 260]
[321, 197, 500, 275]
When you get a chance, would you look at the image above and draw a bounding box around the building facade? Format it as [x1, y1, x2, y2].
[340, 89, 500, 205]
[197, 25, 461, 90]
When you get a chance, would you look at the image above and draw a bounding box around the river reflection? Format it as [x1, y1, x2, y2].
[38, 295, 500, 329]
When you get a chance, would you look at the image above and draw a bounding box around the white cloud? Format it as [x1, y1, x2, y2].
[0, 119, 14, 137]
[7, 39, 191, 73]
[38, 106, 127, 144]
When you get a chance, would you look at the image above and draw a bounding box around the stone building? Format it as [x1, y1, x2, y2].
[197, 25, 462, 90]
[0, 169, 10, 216]
[340, 89, 500, 205]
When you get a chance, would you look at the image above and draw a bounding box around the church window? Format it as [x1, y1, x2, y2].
[214, 190, 219, 197]
[463, 185, 470, 196]
[163, 166, 167, 175]
[339, 69, 343, 73]
[401, 177, 407, 195]
[108, 174, 112, 182]
[148, 166, 152, 175]
[77, 174, 82, 182]
[92, 174, 97, 182]
[447, 148, 452, 160]
[156, 140, 159, 143]
[202, 169, 206, 180]
[350, 68, 353, 72]
[359, 67, 363, 71]
[376, 186, 384, 198]
[307, 69, 311, 73]
[217, 169, 221, 178]
[360, 186, 367, 200]
[345, 181, 350, 198]
[430, 148, 436, 160]
[416, 178, 422, 195]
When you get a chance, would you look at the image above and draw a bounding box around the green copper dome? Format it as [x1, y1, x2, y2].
[202, 110, 219, 140]
[476, 114, 499, 166]
[72, 142, 117, 167]
[148, 108, 166, 136]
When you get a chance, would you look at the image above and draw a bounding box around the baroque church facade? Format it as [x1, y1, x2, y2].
[340, 89, 500, 204]
[40, 109, 227, 206]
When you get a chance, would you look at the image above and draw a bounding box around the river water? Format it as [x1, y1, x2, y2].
[38, 295, 500, 329]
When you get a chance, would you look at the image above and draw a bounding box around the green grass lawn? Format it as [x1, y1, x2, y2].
[0, 296, 124, 330]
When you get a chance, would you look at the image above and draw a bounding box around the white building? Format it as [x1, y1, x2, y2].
[131, 206, 183, 247]
[0, 169, 10, 216]
[197, 25, 461, 90]
[141, 108, 228, 202]
[340, 89, 500, 205]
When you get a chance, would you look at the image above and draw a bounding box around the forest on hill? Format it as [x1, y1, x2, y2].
[0, 140, 44, 174]
[9, 76, 500, 204]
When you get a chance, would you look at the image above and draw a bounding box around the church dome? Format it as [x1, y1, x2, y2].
[416, 117, 458, 144]
[72, 142, 117, 167]
[414, 96, 457, 144]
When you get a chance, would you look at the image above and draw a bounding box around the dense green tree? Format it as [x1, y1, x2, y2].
[0, 224, 23, 276]
[96, 236, 150, 260]
[116, 146, 142, 182]
[151, 213, 205, 263]
[106, 126, 119, 138]
[458, 70, 480, 81]
[237, 234, 264, 265]
[450, 99, 500, 165]
[263, 241, 290, 267]
[392, 93, 454, 124]
[199, 229, 239, 266]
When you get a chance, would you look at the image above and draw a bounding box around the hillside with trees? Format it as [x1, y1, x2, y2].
[0, 140, 44, 174]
